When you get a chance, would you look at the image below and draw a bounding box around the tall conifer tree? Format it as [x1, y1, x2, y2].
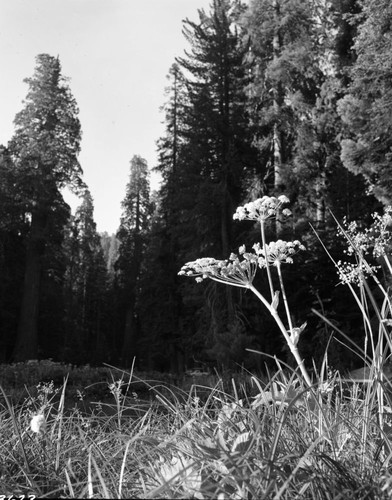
[178, 0, 253, 258]
[63, 190, 108, 362]
[116, 155, 151, 366]
[168, 0, 260, 368]
[8, 54, 83, 361]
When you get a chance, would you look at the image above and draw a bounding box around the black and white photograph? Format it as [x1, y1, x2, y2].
[1, 0, 392, 498]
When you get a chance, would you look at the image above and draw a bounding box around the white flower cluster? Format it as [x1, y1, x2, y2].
[337, 259, 378, 285]
[178, 248, 259, 288]
[336, 209, 392, 284]
[339, 219, 372, 257]
[108, 380, 125, 401]
[30, 413, 46, 435]
[253, 240, 306, 266]
[179, 240, 306, 286]
[372, 207, 392, 258]
[233, 195, 291, 223]
[339, 208, 392, 259]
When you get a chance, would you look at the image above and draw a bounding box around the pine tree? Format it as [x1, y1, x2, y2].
[8, 54, 83, 361]
[164, 0, 261, 369]
[116, 155, 151, 367]
[63, 190, 108, 362]
[156, 63, 189, 184]
[177, 0, 254, 257]
[143, 65, 190, 372]
[100, 232, 120, 277]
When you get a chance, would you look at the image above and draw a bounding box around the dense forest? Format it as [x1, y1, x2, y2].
[1, 0, 391, 374]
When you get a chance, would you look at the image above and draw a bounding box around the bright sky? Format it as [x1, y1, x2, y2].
[0, 0, 213, 234]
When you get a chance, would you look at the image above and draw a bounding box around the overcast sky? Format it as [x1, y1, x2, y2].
[0, 0, 214, 234]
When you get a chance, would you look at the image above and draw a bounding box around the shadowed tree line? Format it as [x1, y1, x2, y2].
[1, 0, 390, 373]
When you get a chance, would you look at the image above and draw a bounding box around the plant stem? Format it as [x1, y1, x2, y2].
[276, 262, 294, 334]
[260, 221, 275, 301]
[248, 284, 312, 387]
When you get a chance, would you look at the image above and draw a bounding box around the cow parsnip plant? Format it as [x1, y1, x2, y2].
[179, 196, 312, 387]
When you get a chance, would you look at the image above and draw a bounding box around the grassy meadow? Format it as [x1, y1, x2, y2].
[1, 358, 392, 499]
[2, 202, 392, 499]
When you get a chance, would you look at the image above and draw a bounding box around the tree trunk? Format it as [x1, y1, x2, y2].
[219, 34, 236, 323]
[272, 0, 283, 193]
[121, 192, 142, 366]
[13, 210, 46, 361]
[272, 0, 285, 236]
[122, 297, 136, 366]
[315, 163, 326, 227]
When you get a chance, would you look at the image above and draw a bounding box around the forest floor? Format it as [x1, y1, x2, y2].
[1, 360, 392, 498]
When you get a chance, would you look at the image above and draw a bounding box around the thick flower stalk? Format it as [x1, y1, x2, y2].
[254, 240, 305, 334]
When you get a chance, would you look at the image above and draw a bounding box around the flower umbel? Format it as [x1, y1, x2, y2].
[233, 195, 291, 223]
[253, 240, 305, 266]
[178, 248, 259, 288]
[337, 259, 378, 286]
[338, 219, 371, 258]
[338, 209, 392, 260]
[336, 214, 392, 285]
[372, 207, 392, 258]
